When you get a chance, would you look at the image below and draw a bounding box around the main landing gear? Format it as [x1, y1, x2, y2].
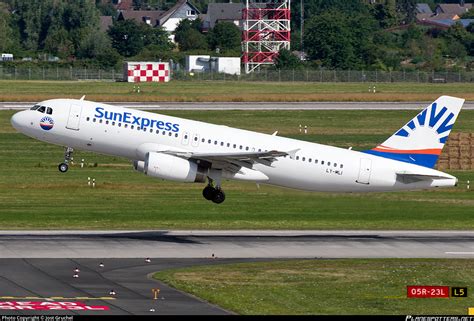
[58, 147, 73, 173]
[202, 176, 225, 204]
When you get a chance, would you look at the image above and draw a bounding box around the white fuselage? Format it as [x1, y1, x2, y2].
[11, 99, 457, 192]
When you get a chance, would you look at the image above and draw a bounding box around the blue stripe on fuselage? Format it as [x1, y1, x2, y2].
[362, 150, 439, 168]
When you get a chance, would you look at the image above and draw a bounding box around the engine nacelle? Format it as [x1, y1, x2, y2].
[144, 152, 206, 183]
[133, 160, 145, 173]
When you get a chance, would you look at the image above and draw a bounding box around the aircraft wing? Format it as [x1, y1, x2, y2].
[162, 150, 288, 171]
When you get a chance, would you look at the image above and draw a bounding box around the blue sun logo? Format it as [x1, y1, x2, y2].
[40, 116, 54, 131]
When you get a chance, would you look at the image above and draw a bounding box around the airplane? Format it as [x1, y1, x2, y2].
[10, 95, 464, 204]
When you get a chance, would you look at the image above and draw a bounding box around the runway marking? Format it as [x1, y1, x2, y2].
[0, 296, 116, 300]
[445, 252, 474, 255]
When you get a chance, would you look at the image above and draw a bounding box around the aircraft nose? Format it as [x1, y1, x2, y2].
[10, 111, 25, 131]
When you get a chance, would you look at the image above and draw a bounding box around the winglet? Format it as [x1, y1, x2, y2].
[272, 131, 278, 136]
[80, 95, 86, 101]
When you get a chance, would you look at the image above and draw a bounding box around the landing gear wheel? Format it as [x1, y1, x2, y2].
[212, 189, 225, 204]
[58, 163, 69, 173]
[203, 185, 216, 201]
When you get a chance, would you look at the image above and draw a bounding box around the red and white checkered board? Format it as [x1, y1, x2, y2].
[126, 63, 170, 82]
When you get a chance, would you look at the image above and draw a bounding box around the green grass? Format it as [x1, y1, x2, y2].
[1, 109, 473, 229]
[1, 80, 474, 102]
[153, 259, 474, 315]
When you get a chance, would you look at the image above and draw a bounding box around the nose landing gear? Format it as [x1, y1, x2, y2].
[58, 147, 74, 173]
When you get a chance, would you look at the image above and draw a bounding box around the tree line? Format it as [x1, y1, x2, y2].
[0, 0, 473, 71]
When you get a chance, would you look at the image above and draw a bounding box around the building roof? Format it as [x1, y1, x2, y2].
[206, 3, 243, 28]
[158, 0, 200, 26]
[416, 13, 459, 22]
[118, 10, 165, 26]
[116, 0, 133, 11]
[99, 16, 113, 33]
[416, 3, 433, 14]
[436, 3, 472, 15]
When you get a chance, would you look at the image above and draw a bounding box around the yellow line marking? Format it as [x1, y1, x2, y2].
[468, 307, 474, 315]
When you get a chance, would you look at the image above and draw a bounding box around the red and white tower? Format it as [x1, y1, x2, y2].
[242, 0, 291, 74]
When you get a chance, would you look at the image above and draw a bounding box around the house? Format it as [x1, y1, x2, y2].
[416, 3, 433, 15]
[202, 2, 244, 31]
[117, 0, 200, 41]
[158, 0, 200, 41]
[435, 3, 472, 16]
[419, 18, 474, 30]
[117, 10, 165, 27]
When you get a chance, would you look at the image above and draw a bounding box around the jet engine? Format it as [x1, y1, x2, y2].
[133, 160, 145, 173]
[144, 152, 206, 183]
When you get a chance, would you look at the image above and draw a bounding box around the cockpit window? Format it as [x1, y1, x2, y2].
[30, 105, 40, 111]
[37, 106, 46, 113]
[46, 107, 53, 115]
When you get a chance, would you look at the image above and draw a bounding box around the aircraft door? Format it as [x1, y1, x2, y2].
[66, 104, 82, 130]
[191, 133, 200, 147]
[356, 158, 372, 185]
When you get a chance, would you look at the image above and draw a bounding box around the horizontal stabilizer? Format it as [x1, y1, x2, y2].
[396, 171, 453, 183]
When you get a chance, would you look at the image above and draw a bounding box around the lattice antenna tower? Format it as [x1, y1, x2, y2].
[242, 0, 291, 74]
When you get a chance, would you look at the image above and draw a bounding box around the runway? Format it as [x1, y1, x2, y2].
[1, 230, 473, 315]
[1, 230, 474, 259]
[2, 101, 474, 110]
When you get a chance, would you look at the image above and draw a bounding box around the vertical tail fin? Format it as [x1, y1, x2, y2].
[363, 96, 465, 168]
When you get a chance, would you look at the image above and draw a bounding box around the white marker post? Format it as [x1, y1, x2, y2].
[92, 179, 96, 188]
[299, 124, 302, 133]
[468, 180, 470, 190]
[81, 159, 84, 168]
[88, 177, 91, 186]
[304, 126, 307, 134]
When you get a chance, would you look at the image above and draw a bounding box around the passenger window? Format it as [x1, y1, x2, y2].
[221, 142, 224, 146]
[118, 123, 122, 127]
[149, 128, 153, 133]
[124, 124, 128, 128]
[106, 120, 109, 125]
[93, 118, 96, 122]
[37, 106, 46, 113]
[302, 157, 306, 161]
[233, 144, 236, 148]
[296, 156, 299, 160]
[227, 143, 230, 147]
[169, 132, 172, 136]
[208, 139, 211, 144]
[214, 141, 218, 145]
[112, 122, 116, 126]
[321, 161, 325, 165]
[86, 117, 90, 121]
[315, 159, 318, 164]
[202, 138, 205, 143]
[175, 133, 178, 137]
[340, 164, 344, 168]
[131, 125, 134, 129]
[334, 163, 337, 167]
[328, 162, 331, 166]
[309, 158, 312, 162]
[46, 107, 53, 115]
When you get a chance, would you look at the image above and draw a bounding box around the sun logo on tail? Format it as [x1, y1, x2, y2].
[394, 103, 455, 144]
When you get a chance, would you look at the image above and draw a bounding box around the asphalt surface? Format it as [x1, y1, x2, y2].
[1, 230, 474, 259]
[1, 230, 474, 315]
[2, 101, 474, 110]
[0, 258, 256, 315]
